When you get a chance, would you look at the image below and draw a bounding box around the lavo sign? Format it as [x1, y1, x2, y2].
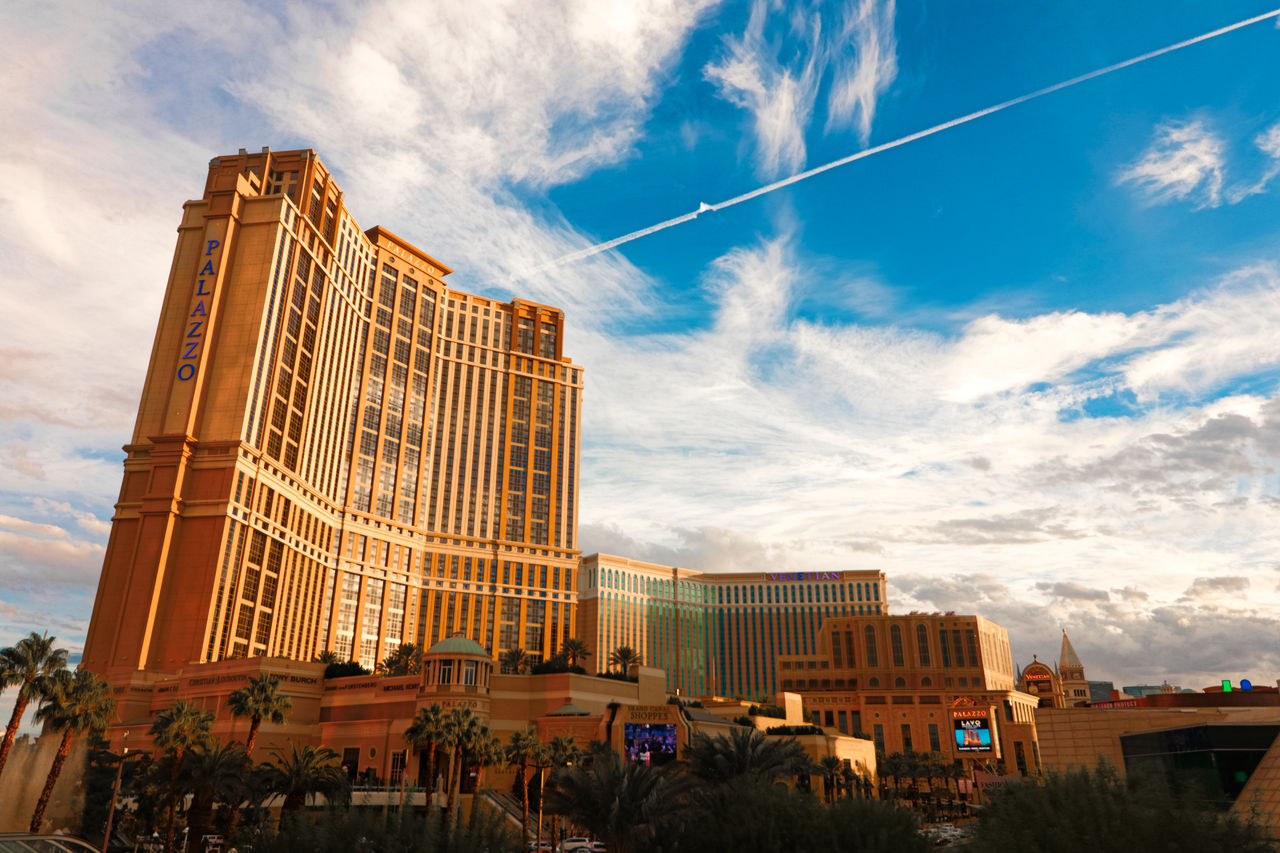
[766, 572, 840, 582]
[178, 238, 222, 381]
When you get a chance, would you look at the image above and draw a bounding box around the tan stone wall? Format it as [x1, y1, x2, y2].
[1036, 705, 1280, 776]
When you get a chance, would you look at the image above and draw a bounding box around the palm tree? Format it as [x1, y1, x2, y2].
[683, 727, 813, 785]
[531, 742, 555, 851]
[314, 650, 340, 665]
[819, 755, 842, 806]
[149, 700, 214, 853]
[505, 728, 540, 839]
[405, 703, 446, 796]
[543, 735, 583, 850]
[473, 732, 504, 792]
[608, 645, 642, 672]
[377, 643, 422, 676]
[840, 762, 857, 800]
[227, 674, 291, 757]
[544, 744, 692, 853]
[0, 632, 68, 778]
[265, 743, 350, 828]
[28, 668, 116, 832]
[560, 638, 590, 668]
[441, 708, 482, 813]
[501, 647, 530, 674]
[181, 739, 249, 853]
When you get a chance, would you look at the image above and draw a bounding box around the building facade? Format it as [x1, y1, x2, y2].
[576, 553, 887, 699]
[83, 149, 583, 682]
[775, 612, 1042, 776]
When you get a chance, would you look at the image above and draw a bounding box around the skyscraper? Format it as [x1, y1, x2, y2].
[83, 148, 583, 681]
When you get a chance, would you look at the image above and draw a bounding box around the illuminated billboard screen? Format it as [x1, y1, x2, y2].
[624, 723, 678, 766]
[953, 716, 992, 752]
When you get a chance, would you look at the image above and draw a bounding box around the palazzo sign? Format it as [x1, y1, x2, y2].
[178, 237, 222, 381]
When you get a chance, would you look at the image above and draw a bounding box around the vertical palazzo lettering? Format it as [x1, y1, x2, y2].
[178, 239, 221, 381]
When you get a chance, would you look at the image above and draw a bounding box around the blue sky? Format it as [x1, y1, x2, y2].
[4, 0, 1280, 706]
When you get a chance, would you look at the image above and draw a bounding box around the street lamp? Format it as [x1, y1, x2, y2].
[102, 730, 137, 853]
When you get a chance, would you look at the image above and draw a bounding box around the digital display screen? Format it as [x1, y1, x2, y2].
[624, 723, 677, 766]
[953, 716, 992, 752]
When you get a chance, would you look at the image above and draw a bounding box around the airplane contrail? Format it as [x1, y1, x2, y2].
[520, 7, 1280, 279]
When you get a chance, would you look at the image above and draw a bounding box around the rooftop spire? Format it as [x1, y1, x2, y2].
[1059, 628, 1083, 670]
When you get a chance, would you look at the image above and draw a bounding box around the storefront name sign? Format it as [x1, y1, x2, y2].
[626, 705, 673, 722]
[952, 708, 989, 720]
[178, 238, 221, 381]
[765, 572, 840, 582]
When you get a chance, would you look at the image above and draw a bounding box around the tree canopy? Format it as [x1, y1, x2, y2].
[967, 760, 1276, 853]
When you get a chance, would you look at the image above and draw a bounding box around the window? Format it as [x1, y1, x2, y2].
[928, 724, 941, 752]
[900, 724, 913, 752]
[916, 624, 931, 666]
[864, 625, 878, 666]
[873, 724, 885, 753]
[438, 660, 453, 684]
[890, 625, 905, 667]
[463, 660, 477, 686]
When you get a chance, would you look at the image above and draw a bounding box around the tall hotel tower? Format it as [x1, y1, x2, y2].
[83, 149, 583, 680]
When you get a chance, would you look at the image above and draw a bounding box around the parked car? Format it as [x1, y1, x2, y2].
[558, 839, 591, 853]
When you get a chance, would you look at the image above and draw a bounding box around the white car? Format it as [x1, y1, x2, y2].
[558, 839, 591, 853]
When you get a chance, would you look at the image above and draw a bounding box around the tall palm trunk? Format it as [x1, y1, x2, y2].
[444, 748, 457, 810]
[518, 762, 529, 840]
[0, 694, 30, 777]
[164, 748, 185, 853]
[184, 792, 214, 853]
[29, 729, 72, 832]
[447, 746, 466, 828]
[535, 767, 548, 850]
[425, 743, 437, 797]
[244, 716, 262, 757]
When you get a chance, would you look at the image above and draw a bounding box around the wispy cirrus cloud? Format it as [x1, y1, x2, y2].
[1118, 119, 1225, 208]
[704, 0, 897, 177]
[1226, 121, 1280, 202]
[825, 0, 897, 141]
[1120, 116, 1280, 208]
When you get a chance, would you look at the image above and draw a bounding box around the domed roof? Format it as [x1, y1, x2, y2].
[426, 636, 489, 657]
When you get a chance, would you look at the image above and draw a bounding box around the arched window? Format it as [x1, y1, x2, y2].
[868, 676, 879, 687]
[917, 624, 931, 666]
[895, 677, 906, 688]
[864, 625, 878, 666]
[921, 676, 932, 687]
[890, 625, 905, 667]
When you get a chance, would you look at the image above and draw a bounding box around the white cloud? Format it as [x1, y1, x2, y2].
[825, 0, 897, 141]
[1118, 119, 1225, 208]
[576, 233, 1280, 683]
[704, 0, 897, 177]
[704, 0, 819, 177]
[1226, 120, 1280, 202]
[1122, 117, 1280, 209]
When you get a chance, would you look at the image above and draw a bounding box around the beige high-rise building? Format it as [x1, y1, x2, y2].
[576, 553, 887, 699]
[83, 148, 583, 681]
